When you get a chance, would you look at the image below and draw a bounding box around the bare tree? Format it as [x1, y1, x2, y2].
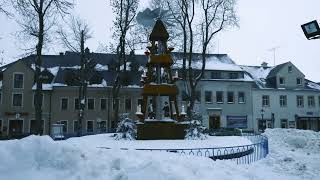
[187, 0, 238, 114]
[167, 0, 238, 116]
[11, 0, 73, 135]
[110, 0, 139, 129]
[58, 17, 93, 136]
[0, 1, 11, 16]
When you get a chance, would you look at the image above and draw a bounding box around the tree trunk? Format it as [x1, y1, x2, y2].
[77, 31, 85, 136]
[35, 7, 44, 135]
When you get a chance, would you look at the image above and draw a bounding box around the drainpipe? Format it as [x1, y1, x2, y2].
[107, 88, 110, 132]
[48, 91, 52, 135]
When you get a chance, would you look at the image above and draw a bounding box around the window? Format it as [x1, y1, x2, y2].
[57, 120, 68, 133]
[227, 92, 234, 103]
[279, 95, 287, 107]
[211, 71, 221, 79]
[73, 120, 78, 133]
[86, 120, 94, 133]
[262, 95, 270, 107]
[13, 73, 24, 89]
[308, 96, 315, 107]
[216, 91, 224, 103]
[30, 120, 44, 134]
[279, 77, 285, 85]
[99, 120, 107, 133]
[297, 96, 304, 107]
[238, 92, 245, 104]
[74, 98, 79, 110]
[281, 119, 288, 128]
[112, 99, 120, 110]
[61, 98, 68, 110]
[288, 66, 292, 73]
[12, 93, 23, 107]
[229, 72, 238, 79]
[33, 93, 43, 107]
[100, 98, 107, 110]
[125, 98, 131, 111]
[205, 91, 212, 103]
[297, 78, 302, 85]
[87, 98, 95, 110]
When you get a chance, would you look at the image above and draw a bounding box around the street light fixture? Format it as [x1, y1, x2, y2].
[301, 20, 320, 40]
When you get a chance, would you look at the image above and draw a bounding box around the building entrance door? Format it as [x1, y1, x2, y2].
[9, 120, 23, 137]
[209, 116, 220, 129]
[297, 120, 308, 130]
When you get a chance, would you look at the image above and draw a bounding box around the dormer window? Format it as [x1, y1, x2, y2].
[279, 77, 285, 85]
[297, 78, 302, 86]
[229, 72, 238, 79]
[211, 71, 221, 79]
[288, 66, 292, 73]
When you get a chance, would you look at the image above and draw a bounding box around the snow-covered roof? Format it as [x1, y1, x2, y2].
[172, 53, 243, 72]
[240, 65, 274, 88]
[306, 81, 320, 91]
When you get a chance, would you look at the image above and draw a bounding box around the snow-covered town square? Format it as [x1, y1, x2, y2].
[1, 0, 320, 180]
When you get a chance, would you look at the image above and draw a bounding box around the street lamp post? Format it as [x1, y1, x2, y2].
[260, 109, 265, 132]
[301, 20, 320, 40]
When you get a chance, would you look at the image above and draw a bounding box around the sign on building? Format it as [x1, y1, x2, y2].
[227, 116, 247, 128]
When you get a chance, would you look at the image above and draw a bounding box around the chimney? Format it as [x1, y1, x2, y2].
[261, 62, 268, 68]
[59, 52, 64, 56]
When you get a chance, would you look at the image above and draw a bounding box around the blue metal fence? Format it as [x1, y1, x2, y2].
[132, 134, 269, 164]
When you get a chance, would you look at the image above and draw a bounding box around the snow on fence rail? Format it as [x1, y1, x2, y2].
[98, 134, 269, 165]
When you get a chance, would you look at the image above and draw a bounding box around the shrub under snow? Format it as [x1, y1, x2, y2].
[185, 112, 207, 140]
[115, 113, 137, 140]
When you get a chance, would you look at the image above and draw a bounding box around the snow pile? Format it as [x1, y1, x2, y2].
[0, 129, 319, 180]
[0, 135, 297, 180]
[258, 128, 320, 179]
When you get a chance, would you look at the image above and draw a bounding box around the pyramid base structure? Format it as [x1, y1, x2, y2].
[137, 120, 188, 140]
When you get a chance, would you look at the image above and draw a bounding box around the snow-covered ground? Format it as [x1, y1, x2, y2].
[0, 128, 319, 180]
[64, 134, 252, 149]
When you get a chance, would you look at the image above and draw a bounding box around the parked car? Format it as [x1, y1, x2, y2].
[208, 128, 242, 136]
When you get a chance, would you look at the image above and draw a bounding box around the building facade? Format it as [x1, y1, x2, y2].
[0, 52, 319, 138]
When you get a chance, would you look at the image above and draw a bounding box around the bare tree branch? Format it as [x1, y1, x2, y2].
[11, 0, 74, 135]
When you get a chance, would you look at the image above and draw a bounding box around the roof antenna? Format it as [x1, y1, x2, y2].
[268, 46, 280, 66]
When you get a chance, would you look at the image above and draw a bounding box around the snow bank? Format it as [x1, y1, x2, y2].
[0, 129, 319, 180]
[258, 128, 320, 179]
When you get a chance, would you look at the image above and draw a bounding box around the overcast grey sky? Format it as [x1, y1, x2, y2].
[1, 0, 320, 81]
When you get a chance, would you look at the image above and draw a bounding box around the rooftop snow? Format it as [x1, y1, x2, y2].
[172, 54, 243, 71]
[240, 65, 274, 88]
[307, 81, 320, 91]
